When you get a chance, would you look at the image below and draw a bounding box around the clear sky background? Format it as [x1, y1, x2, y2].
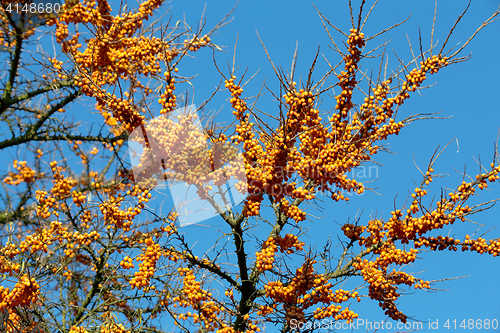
[3, 0, 498, 332]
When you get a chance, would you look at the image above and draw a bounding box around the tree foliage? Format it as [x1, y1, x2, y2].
[0, 0, 499, 332]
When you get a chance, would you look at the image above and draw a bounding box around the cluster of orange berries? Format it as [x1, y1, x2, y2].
[0, 254, 20, 276]
[120, 256, 135, 269]
[335, 29, 365, 118]
[101, 185, 151, 231]
[61, 32, 82, 56]
[0, 274, 40, 311]
[226, 76, 257, 157]
[462, 235, 500, 256]
[35, 189, 58, 219]
[62, 266, 74, 280]
[67, 232, 99, 258]
[282, 86, 316, 126]
[352, 243, 431, 323]
[99, 323, 130, 333]
[92, 69, 118, 88]
[225, 75, 275, 219]
[224, 288, 234, 301]
[162, 250, 184, 264]
[50, 165, 78, 201]
[256, 237, 278, 272]
[101, 94, 145, 132]
[54, 22, 69, 43]
[341, 223, 365, 240]
[0, 308, 38, 333]
[299, 283, 359, 309]
[112, 36, 164, 76]
[257, 304, 276, 316]
[10, 220, 98, 260]
[139, 113, 225, 187]
[17, 222, 58, 254]
[280, 88, 315, 145]
[172, 267, 227, 332]
[411, 56, 449, 90]
[313, 305, 359, 323]
[406, 186, 428, 214]
[287, 90, 371, 205]
[129, 237, 161, 291]
[414, 279, 431, 290]
[17, 221, 96, 255]
[99, 197, 133, 231]
[359, 218, 384, 248]
[0, 13, 7, 46]
[243, 195, 263, 218]
[330, 188, 351, 202]
[336, 175, 364, 194]
[359, 79, 391, 116]
[284, 202, 306, 222]
[80, 209, 94, 229]
[68, 326, 90, 333]
[365, 164, 500, 246]
[225, 76, 248, 120]
[47, 55, 68, 80]
[376, 245, 418, 266]
[264, 259, 360, 325]
[387, 270, 416, 287]
[184, 35, 211, 51]
[128, 0, 165, 31]
[255, 234, 305, 271]
[332, 289, 359, 304]
[475, 166, 500, 189]
[354, 257, 408, 321]
[68, 140, 83, 152]
[73, 34, 164, 84]
[159, 70, 177, 114]
[415, 235, 500, 256]
[3, 160, 36, 185]
[291, 185, 315, 201]
[414, 235, 461, 252]
[330, 184, 356, 201]
[391, 55, 448, 107]
[59, 26, 170, 131]
[372, 118, 404, 141]
[284, 86, 324, 175]
[45, 0, 179, 141]
[485, 164, 500, 182]
[275, 234, 305, 254]
[352, 57, 449, 157]
[285, 305, 306, 324]
[72, 190, 87, 207]
[290, 262, 319, 295]
[277, 86, 353, 220]
[348, 81, 399, 146]
[265, 260, 316, 303]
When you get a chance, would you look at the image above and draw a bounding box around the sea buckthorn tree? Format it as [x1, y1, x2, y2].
[1, 1, 499, 333]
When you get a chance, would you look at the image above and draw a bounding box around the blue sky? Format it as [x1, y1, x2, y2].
[150, 1, 500, 332]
